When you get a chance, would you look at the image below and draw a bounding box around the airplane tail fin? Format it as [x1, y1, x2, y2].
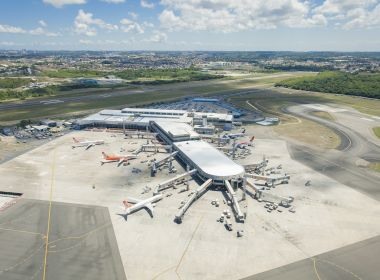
[73, 137, 79, 143]
[242, 128, 246, 134]
[102, 152, 108, 159]
[123, 200, 131, 209]
[250, 136, 255, 142]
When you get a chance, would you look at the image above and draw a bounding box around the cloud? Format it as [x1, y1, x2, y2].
[313, 0, 380, 29]
[343, 4, 380, 29]
[74, 9, 118, 36]
[141, 0, 154, 9]
[29, 27, 60, 36]
[120, 18, 144, 33]
[0, 24, 26, 34]
[101, 0, 125, 3]
[129, 12, 138, 19]
[43, 0, 86, 8]
[39, 20, 47, 27]
[159, 0, 329, 32]
[146, 31, 168, 43]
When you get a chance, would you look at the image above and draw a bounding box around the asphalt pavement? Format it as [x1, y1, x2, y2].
[242, 234, 380, 280]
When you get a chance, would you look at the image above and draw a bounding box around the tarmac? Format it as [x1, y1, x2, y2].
[0, 199, 125, 280]
[1, 130, 380, 279]
[243, 234, 380, 280]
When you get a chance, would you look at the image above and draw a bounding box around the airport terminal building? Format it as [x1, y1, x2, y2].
[79, 107, 245, 185]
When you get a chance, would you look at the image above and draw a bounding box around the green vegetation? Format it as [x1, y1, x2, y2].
[42, 69, 105, 78]
[0, 78, 32, 89]
[373, 127, 380, 139]
[276, 71, 380, 99]
[115, 68, 221, 82]
[0, 87, 56, 101]
[369, 162, 380, 173]
[42, 68, 222, 82]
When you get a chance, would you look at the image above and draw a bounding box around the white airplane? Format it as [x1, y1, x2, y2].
[122, 194, 163, 217]
[223, 129, 246, 139]
[72, 137, 105, 150]
[101, 152, 138, 166]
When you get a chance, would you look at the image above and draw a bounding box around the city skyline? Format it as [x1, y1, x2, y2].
[0, 0, 380, 51]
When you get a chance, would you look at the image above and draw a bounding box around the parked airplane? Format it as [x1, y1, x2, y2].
[72, 137, 105, 150]
[235, 136, 255, 149]
[101, 152, 138, 166]
[122, 194, 163, 217]
[223, 129, 246, 139]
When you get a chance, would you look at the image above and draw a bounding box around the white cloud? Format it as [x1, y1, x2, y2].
[30, 27, 60, 36]
[101, 0, 125, 3]
[120, 18, 144, 33]
[79, 39, 93, 44]
[43, 0, 86, 8]
[0, 24, 26, 34]
[39, 20, 47, 27]
[146, 31, 168, 43]
[314, 0, 380, 29]
[74, 9, 118, 36]
[314, 0, 377, 15]
[158, 0, 329, 32]
[343, 4, 380, 29]
[129, 12, 138, 19]
[141, 0, 155, 9]
[0, 41, 17, 46]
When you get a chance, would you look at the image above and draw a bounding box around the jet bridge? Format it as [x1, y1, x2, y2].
[175, 178, 213, 223]
[245, 173, 290, 187]
[154, 169, 197, 194]
[151, 151, 179, 176]
[225, 180, 245, 222]
[243, 159, 269, 173]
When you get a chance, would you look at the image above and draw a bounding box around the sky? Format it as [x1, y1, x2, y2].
[0, 0, 380, 51]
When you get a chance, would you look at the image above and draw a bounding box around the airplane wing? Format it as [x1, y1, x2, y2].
[85, 143, 95, 150]
[145, 203, 154, 215]
[125, 197, 141, 204]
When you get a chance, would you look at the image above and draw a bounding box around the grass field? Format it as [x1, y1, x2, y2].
[310, 111, 335, 121]
[373, 127, 380, 139]
[229, 89, 342, 149]
[369, 162, 380, 173]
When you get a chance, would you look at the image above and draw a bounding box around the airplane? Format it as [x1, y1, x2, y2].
[72, 137, 104, 150]
[122, 194, 163, 217]
[235, 136, 255, 149]
[222, 128, 246, 139]
[101, 152, 138, 166]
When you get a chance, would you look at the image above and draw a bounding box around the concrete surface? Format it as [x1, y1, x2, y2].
[1, 131, 380, 279]
[242, 234, 380, 280]
[0, 199, 125, 280]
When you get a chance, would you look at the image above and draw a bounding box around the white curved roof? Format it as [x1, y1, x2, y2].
[174, 140, 245, 180]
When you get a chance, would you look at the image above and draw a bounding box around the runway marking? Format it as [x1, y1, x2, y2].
[151, 265, 177, 280]
[0, 227, 45, 237]
[0, 242, 45, 275]
[42, 149, 56, 280]
[175, 216, 203, 280]
[317, 258, 363, 280]
[311, 258, 321, 280]
[47, 221, 111, 253]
